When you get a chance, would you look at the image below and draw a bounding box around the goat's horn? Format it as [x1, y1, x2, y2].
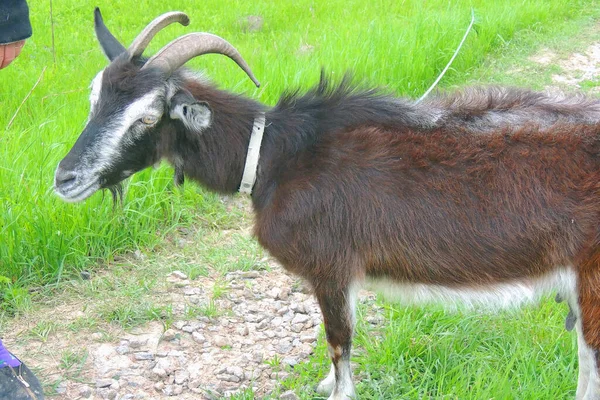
[143, 33, 260, 87]
[128, 12, 190, 60]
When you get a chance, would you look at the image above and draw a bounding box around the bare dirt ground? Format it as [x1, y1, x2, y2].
[3, 25, 600, 400]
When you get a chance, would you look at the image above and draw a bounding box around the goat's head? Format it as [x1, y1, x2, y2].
[54, 8, 259, 202]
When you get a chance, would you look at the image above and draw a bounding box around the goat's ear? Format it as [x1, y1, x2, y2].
[94, 7, 126, 61]
[169, 91, 212, 132]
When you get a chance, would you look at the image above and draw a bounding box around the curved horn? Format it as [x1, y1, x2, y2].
[94, 7, 126, 61]
[143, 33, 260, 87]
[128, 12, 190, 60]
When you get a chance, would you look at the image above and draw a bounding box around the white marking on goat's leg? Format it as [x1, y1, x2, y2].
[582, 349, 600, 400]
[316, 363, 336, 396]
[574, 306, 592, 399]
[580, 328, 600, 400]
[330, 352, 356, 400]
[315, 281, 359, 400]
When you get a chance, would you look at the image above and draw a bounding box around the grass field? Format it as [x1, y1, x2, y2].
[1, 0, 597, 301]
[2, 0, 600, 398]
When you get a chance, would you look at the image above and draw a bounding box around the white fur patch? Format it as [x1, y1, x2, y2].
[574, 302, 594, 399]
[93, 89, 163, 172]
[89, 70, 104, 111]
[170, 102, 211, 132]
[366, 268, 576, 311]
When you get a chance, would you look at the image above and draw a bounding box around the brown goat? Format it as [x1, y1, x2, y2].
[54, 9, 600, 400]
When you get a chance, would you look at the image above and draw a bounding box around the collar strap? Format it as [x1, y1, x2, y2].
[239, 113, 266, 194]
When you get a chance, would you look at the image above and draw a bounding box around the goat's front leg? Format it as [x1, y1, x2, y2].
[314, 281, 358, 400]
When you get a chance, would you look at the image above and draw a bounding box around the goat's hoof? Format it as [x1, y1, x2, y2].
[316, 379, 335, 396]
[326, 392, 357, 400]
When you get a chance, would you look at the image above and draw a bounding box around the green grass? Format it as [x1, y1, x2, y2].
[277, 300, 576, 399]
[1, 0, 598, 302]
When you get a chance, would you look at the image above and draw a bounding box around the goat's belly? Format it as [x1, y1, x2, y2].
[365, 267, 576, 311]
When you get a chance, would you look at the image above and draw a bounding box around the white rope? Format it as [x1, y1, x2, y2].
[416, 9, 476, 104]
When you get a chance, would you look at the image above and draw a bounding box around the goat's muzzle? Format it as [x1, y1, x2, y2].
[54, 163, 101, 203]
[54, 167, 77, 190]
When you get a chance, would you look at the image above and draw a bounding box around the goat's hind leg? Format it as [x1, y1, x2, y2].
[576, 262, 600, 400]
[314, 280, 359, 400]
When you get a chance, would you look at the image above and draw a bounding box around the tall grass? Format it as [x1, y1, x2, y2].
[0, 0, 597, 299]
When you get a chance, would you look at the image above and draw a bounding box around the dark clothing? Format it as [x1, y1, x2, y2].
[0, 363, 44, 400]
[0, 0, 32, 44]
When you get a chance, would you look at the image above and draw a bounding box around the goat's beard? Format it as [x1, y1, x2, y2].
[104, 183, 124, 205]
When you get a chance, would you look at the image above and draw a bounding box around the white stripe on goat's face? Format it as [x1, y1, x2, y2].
[93, 89, 164, 172]
[54, 63, 168, 202]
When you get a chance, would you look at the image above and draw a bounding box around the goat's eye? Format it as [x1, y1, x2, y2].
[141, 116, 158, 125]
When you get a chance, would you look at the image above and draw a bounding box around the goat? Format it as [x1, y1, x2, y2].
[54, 8, 600, 400]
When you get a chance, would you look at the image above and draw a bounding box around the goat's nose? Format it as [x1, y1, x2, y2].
[54, 167, 78, 189]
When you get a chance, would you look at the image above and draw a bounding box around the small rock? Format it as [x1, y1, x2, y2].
[268, 288, 281, 299]
[80, 270, 92, 280]
[291, 314, 310, 324]
[79, 385, 92, 398]
[277, 340, 293, 354]
[174, 279, 191, 288]
[238, 325, 249, 336]
[150, 367, 167, 381]
[134, 351, 154, 361]
[96, 379, 114, 388]
[282, 357, 298, 367]
[213, 335, 229, 347]
[184, 287, 202, 295]
[280, 390, 300, 400]
[115, 344, 130, 355]
[91, 332, 103, 341]
[188, 379, 202, 389]
[277, 307, 288, 316]
[300, 334, 316, 343]
[252, 352, 263, 363]
[106, 389, 118, 400]
[256, 320, 269, 331]
[173, 385, 184, 395]
[192, 331, 206, 344]
[55, 380, 67, 394]
[162, 329, 178, 341]
[245, 369, 261, 381]
[227, 366, 245, 379]
[154, 382, 165, 391]
[240, 271, 260, 279]
[216, 373, 241, 383]
[128, 338, 147, 349]
[173, 320, 187, 330]
[174, 369, 190, 385]
[181, 321, 204, 333]
[163, 384, 179, 396]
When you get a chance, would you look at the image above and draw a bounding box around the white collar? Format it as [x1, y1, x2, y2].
[239, 113, 266, 195]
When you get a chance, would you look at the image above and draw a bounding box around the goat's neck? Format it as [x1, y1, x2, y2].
[167, 82, 320, 212]
[167, 82, 264, 195]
